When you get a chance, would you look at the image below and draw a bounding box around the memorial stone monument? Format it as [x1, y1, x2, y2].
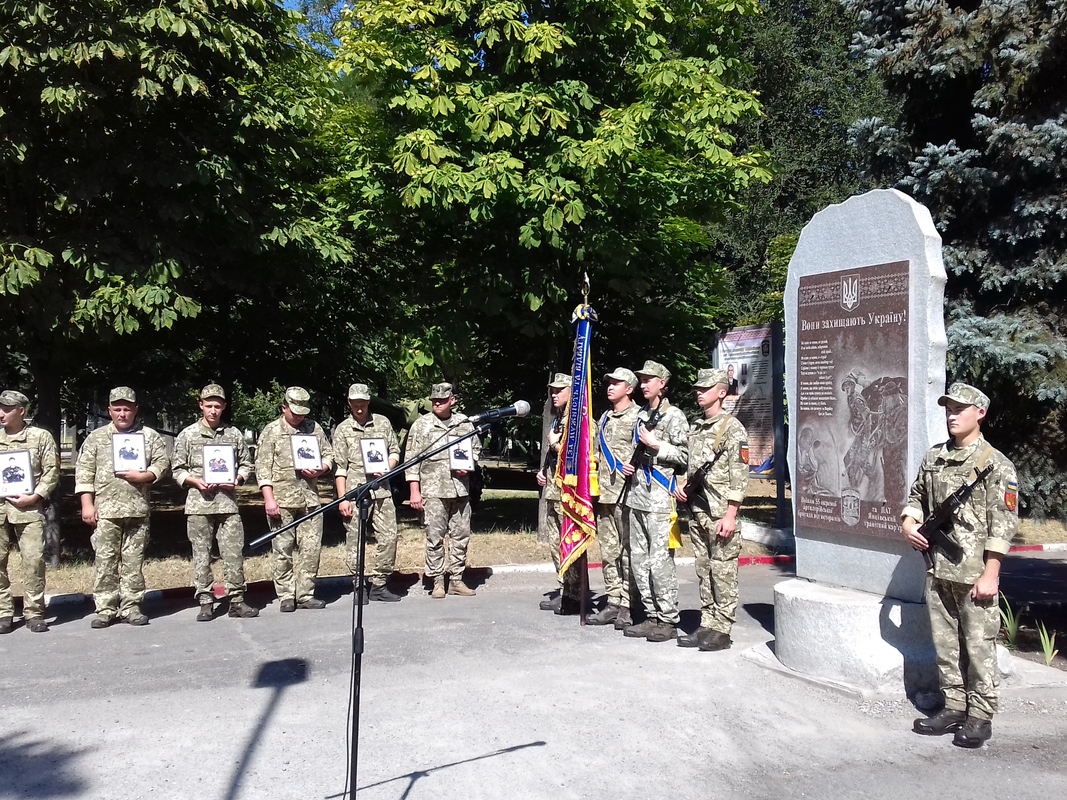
[774, 189, 947, 694]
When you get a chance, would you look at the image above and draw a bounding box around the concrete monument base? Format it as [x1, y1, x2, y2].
[774, 578, 937, 696]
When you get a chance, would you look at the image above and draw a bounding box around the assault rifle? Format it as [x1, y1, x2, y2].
[681, 456, 719, 513]
[628, 407, 665, 474]
[540, 416, 562, 497]
[917, 463, 994, 568]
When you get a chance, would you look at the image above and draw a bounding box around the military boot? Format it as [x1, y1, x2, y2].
[539, 594, 561, 612]
[297, 597, 326, 609]
[953, 717, 992, 748]
[352, 579, 369, 605]
[646, 622, 677, 642]
[677, 627, 713, 648]
[369, 585, 402, 602]
[913, 708, 967, 736]
[447, 579, 476, 597]
[125, 611, 149, 626]
[613, 607, 633, 631]
[623, 619, 658, 638]
[698, 630, 732, 651]
[585, 604, 620, 626]
[228, 601, 260, 618]
[431, 577, 446, 599]
[0, 616, 13, 634]
[26, 617, 48, 633]
[90, 614, 112, 629]
[196, 602, 214, 622]
[556, 596, 580, 616]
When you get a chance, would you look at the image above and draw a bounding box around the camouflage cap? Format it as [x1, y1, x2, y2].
[635, 360, 671, 382]
[938, 382, 990, 411]
[109, 386, 137, 404]
[200, 383, 226, 401]
[694, 368, 729, 388]
[604, 368, 638, 388]
[547, 373, 572, 389]
[348, 383, 371, 401]
[284, 386, 311, 415]
[0, 389, 29, 407]
[429, 382, 454, 400]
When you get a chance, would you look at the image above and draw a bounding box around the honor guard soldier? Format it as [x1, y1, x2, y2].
[903, 383, 1018, 749]
[0, 390, 59, 633]
[537, 373, 582, 614]
[406, 382, 480, 598]
[256, 387, 334, 612]
[586, 368, 640, 627]
[172, 384, 257, 621]
[334, 383, 402, 603]
[673, 368, 749, 651]
[620, 361, 688, 642]
[75, 387, 170, 628]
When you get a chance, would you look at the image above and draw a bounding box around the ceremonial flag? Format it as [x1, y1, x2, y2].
[556, 302, 599, 576]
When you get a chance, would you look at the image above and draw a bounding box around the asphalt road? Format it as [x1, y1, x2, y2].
[2, 560, 1066, 800]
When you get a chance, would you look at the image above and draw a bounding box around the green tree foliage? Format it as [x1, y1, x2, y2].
[330, 0, 772, 401]
[711, 0, 899, 325]
[0, 0, 351, 430]
[845, 0, 1067, 515]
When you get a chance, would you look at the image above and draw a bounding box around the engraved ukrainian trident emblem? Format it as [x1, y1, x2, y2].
[840, 275, 860, 311]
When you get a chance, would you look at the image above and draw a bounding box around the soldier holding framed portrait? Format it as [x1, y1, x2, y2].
[173, 384, 257, 622]
[333, 383, 402, 603]
[0, 390, 59, 634]
[75, 386, 170, 628]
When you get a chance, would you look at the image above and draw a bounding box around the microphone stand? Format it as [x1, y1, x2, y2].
[249, 421, 489, 798]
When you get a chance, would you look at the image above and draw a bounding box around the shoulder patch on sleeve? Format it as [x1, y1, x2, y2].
[1004, 479, 1018, 512]
[739, 442, 749, 465]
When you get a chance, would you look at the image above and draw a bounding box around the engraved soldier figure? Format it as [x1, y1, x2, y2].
[334, 383, 402, 603]
[0, 390, 59, 634]
[406, 382, 480, 598]
[621, 360, 689, 642]
[172, 384, 257, 622]
[75, 387, 170, 628]
[256, 387, 334, 612]
[536, 373, 581, 615]
[674, 368, 749, 651]
[903, 383, 1018, 749]
[585, 368, 640, 628]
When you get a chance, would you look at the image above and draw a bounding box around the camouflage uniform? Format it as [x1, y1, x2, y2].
[542, 422, 581, 601]
[75, 423, 170, 620]
[172, 420, 253, 604]
[904, 434, 1017, 721]
[256, 416, 334, 604]
[333, 412, 400, 586]
[405, 405, 481, 579]
[594, 402, 640, 609]
[624, 399, 689, 625]
[686, 410, 749, 634]
[0, 423, 59, 621]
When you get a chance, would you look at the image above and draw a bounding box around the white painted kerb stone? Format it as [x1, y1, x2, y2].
[774, 579, 937, 694]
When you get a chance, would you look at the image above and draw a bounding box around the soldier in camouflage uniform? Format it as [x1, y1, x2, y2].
[536, 373, 581, 615]
[673, 368, 749, 651]
[172, 384, 257, 622]
[0, 390, 59, 634]
[621, 361, 689, 642]
[406, 382, 480, 598]
[256, 387, 334, 612]
[903, 383, 1017, 749]
[75, 387, 170, 628]
[585, 368, 640, 628]
[334, 383, 402, 603]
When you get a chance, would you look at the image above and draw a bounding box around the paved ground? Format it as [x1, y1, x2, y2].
[2, 558, 1066, 800]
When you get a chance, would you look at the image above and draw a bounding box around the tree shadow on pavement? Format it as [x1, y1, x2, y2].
[0, 730, 92, 798]
[341, 741, 546, 800]
[225, 658, 310, 800]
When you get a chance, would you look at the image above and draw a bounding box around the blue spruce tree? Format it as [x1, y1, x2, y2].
[844, 0, 1067, 516]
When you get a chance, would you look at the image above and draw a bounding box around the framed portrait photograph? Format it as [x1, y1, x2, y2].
[447, 436, 475, 472]
[203, 444, 237, 485]
[359, 437, 389, 475]
[112, 432, 147, 473]
[290, 435, 323, 471]
[0, 449, 34, 497]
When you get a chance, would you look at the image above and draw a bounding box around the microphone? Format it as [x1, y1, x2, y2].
[468, 401, 531, 425]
